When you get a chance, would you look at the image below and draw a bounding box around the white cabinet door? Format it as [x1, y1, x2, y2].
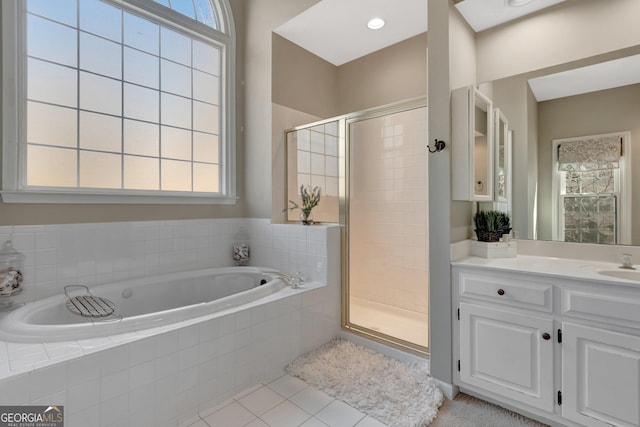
[562, 322, 640, 427]
[459, 302, 555, 412]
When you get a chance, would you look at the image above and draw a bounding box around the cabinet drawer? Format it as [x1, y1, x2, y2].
[562, 288, 640, 328]
[458, 270, 553, 312]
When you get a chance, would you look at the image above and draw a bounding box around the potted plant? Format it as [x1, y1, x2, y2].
[473, 210, 511, 242]
[284, 185, 321, 225]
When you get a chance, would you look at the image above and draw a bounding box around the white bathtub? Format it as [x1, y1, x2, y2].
[0, 266, 287, 343]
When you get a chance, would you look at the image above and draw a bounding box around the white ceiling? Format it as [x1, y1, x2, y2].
[275, 0, 637, 101]
[528, 54, 640, 101]
[454, 0, 566, 32]
[275, 0, 567, 67]
[274, 0, 427, 66]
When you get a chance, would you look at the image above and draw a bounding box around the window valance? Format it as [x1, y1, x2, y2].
[558, 136, 622, 171]
[558, 136, 621, 171]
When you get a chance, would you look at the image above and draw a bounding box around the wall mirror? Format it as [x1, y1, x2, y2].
[472, 47, 640, 246]
[452, 0, 640, 246]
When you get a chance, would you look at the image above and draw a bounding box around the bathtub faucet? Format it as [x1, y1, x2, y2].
[270, 271, 303, 289]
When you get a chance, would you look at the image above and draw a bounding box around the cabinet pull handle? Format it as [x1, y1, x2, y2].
[542, 332, 551, 341]
[497, 289, 505, 296]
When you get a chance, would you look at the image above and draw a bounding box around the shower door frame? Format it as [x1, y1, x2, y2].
[340, 97, 429, 356]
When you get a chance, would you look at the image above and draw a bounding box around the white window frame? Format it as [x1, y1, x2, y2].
[551, 132, 631, 245]
[1, 0, 236, 204]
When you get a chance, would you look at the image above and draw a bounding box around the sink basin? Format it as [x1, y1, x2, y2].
[596, 269, 640, 281]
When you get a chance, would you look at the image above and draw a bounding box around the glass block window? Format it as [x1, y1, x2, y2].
[555, 136, 625, 244]
[562, 193, 617, 244]
[3, 0, 234, 202]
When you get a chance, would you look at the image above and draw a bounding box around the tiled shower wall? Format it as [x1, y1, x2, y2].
[0, 218, 333, 305]
[348, 107, 429, 314]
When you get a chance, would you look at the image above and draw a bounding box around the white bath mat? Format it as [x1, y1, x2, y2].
[286, 338, 444, 427]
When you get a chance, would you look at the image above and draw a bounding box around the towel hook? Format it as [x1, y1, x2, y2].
[427, 139, 446, 153]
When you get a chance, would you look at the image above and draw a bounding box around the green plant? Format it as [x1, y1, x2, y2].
[473, 210, 510, 232]
[473, 210, 511, 242]
[283, 185, 321, 217]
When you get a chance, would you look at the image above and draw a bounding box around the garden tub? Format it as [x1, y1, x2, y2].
[0, 266, 287, 343]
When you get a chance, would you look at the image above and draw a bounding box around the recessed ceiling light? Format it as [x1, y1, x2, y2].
[367, 18, 385, 30]
[506, 0, 535, 6]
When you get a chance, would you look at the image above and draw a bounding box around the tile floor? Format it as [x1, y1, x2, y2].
[188, 374, 388, 427]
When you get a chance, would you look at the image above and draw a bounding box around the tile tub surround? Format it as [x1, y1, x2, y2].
[0, 218, 334, 305]
[0, 219, 341, 427]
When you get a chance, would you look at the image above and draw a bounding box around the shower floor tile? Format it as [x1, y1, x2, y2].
[349, 297, 428, 348]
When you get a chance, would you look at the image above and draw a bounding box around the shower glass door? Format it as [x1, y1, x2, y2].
[345, 104, 429, 353]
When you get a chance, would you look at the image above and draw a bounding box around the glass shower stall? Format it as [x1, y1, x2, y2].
[344, 103, 429, 353]
[286, 100, 429, 354]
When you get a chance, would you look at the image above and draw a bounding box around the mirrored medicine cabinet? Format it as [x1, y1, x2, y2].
[452, 85, 511, 210]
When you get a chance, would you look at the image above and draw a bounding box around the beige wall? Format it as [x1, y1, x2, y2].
[272, 32, 428, 120]
[537, 84, 640, 244]
[476, 0, 640, 83]
[272, 35, 338, 119]
[336, 33, 428, 115]
[240, 0, 321, 219]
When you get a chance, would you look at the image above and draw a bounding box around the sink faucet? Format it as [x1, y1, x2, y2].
[620, 254, 636, 270]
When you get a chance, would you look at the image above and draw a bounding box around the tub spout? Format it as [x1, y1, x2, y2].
[270, 271, 303, 289]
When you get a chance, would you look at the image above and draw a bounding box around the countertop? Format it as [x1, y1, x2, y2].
[452, 255, 640, 288]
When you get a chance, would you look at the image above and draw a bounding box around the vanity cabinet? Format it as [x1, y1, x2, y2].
[562, 322, 640, 427]
[459, 303, 554, 412]
[453, 264, 640, 427]
[561, 284, 640, 427]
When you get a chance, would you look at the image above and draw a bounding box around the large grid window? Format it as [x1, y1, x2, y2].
[3, 0, 235, 203]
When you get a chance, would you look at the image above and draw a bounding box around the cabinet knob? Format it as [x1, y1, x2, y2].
[542, 332, 551, 341]
[497, 289, 505, 296]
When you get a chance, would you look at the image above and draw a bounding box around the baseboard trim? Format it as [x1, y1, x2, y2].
[435, 379, 458, 400]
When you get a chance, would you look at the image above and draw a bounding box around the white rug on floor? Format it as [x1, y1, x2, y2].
[286, 338, 444, 427]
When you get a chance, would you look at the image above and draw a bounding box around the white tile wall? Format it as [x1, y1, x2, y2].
[0, 219, 341, 427]
[0, 218, 331, 305]
[348, 108, 429, 315]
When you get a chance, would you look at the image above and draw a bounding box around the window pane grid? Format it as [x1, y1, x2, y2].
[561, 169, 618, 244]
[25, 0, 222, 194]
[153, 0, 219, 30]
[562, 195, 617, 244]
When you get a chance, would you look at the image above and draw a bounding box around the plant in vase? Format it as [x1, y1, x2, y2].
[284, 185, 321, 225]
[473, 210, 511, 242]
